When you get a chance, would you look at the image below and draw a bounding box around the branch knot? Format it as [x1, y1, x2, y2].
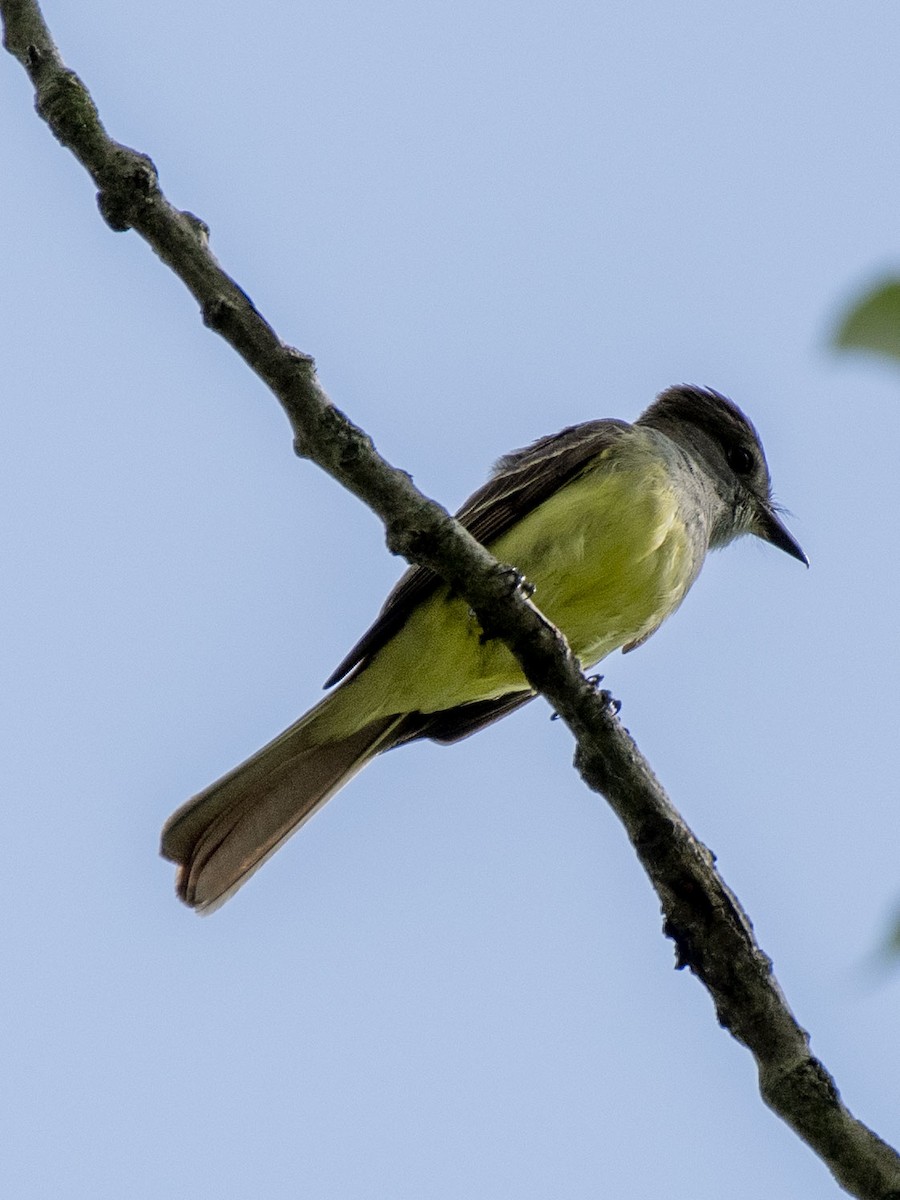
[97, 150, 158, 232]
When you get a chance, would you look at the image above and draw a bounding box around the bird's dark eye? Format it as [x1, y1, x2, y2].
[726, 445, 754, 475]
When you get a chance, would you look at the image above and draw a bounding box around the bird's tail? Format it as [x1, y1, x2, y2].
[160, 693, 404, 913]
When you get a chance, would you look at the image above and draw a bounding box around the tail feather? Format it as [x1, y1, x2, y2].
[161, 711, 403, 913]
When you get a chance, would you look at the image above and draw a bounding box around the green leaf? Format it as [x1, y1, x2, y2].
[833, 277, 900, 362]
[886, 916, 900, 959]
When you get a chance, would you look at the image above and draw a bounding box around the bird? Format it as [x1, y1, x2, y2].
[161, 384, 806, 912]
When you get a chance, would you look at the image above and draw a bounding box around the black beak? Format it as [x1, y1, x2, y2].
[756, 505, 808, 566]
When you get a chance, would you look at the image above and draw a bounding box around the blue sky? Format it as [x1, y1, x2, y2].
[3, 3, 900, 1197]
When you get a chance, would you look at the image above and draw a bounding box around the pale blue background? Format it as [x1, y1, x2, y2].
[3, 3, 899, 1197]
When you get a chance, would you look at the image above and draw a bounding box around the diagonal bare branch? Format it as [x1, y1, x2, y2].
[3, 3, 898, 1195]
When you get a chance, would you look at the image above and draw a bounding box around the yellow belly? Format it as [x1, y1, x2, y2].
[331, 453, 700, 728]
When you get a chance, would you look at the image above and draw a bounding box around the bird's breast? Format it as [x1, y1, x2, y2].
[491, 456, 703, 665]
[339, 447, 708, 719]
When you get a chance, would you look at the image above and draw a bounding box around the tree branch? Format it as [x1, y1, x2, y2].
[3, 3, 898, 1195]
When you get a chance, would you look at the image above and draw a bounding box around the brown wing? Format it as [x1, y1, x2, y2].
[389, 690, 537, 746]
[323, 417, 631, 687]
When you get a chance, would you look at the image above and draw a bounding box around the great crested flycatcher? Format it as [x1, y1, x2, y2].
[162, 384, 806, 911]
